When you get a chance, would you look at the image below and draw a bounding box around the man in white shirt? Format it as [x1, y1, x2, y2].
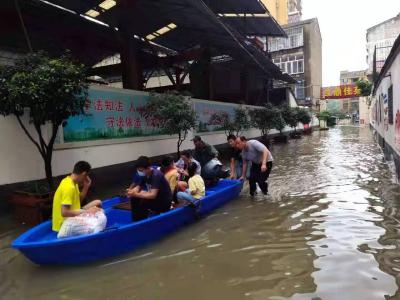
[235, 136, 274, 196]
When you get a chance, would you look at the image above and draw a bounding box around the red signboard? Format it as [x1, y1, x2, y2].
[321, 85, 361, 100]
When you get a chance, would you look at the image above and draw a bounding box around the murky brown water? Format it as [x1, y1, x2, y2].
[2, 126, 400, 300]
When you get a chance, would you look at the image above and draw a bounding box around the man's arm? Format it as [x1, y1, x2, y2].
[132, 188, 159, 200]
[240, 160, 248, 181]
[61, 205, 83, 217]
[210, 144, 219, 157]
[261, 148, 270, 172]
[80, 176, 91, 201]
[230, 158, 236, 179]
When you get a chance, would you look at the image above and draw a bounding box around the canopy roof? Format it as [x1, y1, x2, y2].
[0, 0, 295, 83]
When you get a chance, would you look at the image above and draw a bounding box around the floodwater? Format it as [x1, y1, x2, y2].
[2, 126, 400, 300]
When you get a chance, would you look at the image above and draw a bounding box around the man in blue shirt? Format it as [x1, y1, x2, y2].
[126, 156, 172, 221]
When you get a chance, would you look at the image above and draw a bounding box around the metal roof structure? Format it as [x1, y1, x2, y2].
[0, 0, 295, 86]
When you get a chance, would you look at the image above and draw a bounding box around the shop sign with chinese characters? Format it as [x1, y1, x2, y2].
[320, 85, 362, 100]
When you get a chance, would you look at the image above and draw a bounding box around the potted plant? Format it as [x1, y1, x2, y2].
[141, 91, 197, 158]
[0, 52, 88, 224]
[296, 107, 312, 135]
[316, 110, 331, 131]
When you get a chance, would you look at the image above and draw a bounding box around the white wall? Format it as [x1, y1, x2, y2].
[0, 113, 267, 186]
[0, 82, 306, 186]
[370, 49, 400, 157]
[359, 96, 370, 126]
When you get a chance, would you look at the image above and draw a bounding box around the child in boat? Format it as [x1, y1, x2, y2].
[52, 161, 102, 232]
[160, 156, 179, 194]
[176, 162, 205, 205]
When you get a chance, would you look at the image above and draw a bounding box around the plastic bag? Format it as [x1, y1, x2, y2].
[57, 211, 107, 238]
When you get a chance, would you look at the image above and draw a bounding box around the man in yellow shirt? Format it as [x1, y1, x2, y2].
[52, 161, 102, 232]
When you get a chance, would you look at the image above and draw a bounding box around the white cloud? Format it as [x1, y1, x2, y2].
[302, 0, 400, 86]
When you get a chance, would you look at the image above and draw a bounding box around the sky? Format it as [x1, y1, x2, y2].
[302, 0, 400, 86]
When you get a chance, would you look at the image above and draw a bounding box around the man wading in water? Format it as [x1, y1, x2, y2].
[235, 136, 273, 197]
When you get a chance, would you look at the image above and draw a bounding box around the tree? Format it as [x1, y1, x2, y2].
[208, 111, 233, 136]
[250, 103, 276, 137]
[231, 105, 251, 136]
[273, 107, 287, 135]
[0, 52, 88, 189]
[356, 79, 372, 97]
[209, 105, 251, 137]
[141, 91, 197, 157]
[296, 107, 311, 125]
[281, 106, 298, 132]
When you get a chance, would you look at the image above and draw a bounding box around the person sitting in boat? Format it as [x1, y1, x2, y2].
[175, 150, 201, 180]
[192, 136, 229, 183]
[160, 156, 179, 192]
[160, 156, 182, 206]
[176, 162, 205, 206]
[52, 161, 102, 232]
[126, 156, 173, 221]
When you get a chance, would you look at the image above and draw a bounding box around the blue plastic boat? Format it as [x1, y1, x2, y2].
[12, 180, 242, 265]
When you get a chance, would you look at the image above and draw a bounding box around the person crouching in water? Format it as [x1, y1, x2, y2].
[235, 136, 273, 197]
[176, 162, 205, 206]
[127, 156, 172, 221]
[52, 161, 102, 232]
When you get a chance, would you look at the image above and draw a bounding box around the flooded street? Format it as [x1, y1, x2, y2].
[2, 126, 400, 300]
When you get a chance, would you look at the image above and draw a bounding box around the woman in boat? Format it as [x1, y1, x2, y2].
[176, 162, 205, 205]
[160, 156, 179, 193]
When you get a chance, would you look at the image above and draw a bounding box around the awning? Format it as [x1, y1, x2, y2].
[221, 16, 287, 37]
[1, 0, 295, 84]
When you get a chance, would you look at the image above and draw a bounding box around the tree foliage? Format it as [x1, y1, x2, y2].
[281, 106, 298, 130]
[209, 105, 251, 137]
[356, 79, 372, 97]
[295, 107, 311, 125]
[0, 51, 88, 189]
[141, 91, 197, 156]
[316, 110, 331, 121]
[250, 103, 278, 136]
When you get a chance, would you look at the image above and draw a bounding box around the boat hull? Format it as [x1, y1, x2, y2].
[12, 180, 242, 265]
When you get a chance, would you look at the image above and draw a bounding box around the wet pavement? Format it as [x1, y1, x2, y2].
[2, 126, 400, 300]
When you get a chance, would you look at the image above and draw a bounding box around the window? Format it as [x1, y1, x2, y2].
[298, 60, 304, 73]
[388, 85, 394, 124]
[293, 62, 298, 73]
[273, 53, 304, 75]
[268, 27, 303, 51]
[295, 81, 305, 99]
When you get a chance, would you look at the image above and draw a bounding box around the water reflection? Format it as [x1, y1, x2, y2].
[2, 126, 400, 300]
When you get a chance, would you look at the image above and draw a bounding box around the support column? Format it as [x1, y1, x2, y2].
[118, 0, 143, 90]
[120, 35, 143, 90]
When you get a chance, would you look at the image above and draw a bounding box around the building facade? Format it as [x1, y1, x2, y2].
[340, 69, 367, 85]
[268, 18, 322, 109]
[366, 14, 400, 77]
[370, 33, 400, 181]
[261, 0, 302, 25]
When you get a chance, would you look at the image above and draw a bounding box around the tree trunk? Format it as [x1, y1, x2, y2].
[43, 153, 54, 190]
[177, 132, 181, 160]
